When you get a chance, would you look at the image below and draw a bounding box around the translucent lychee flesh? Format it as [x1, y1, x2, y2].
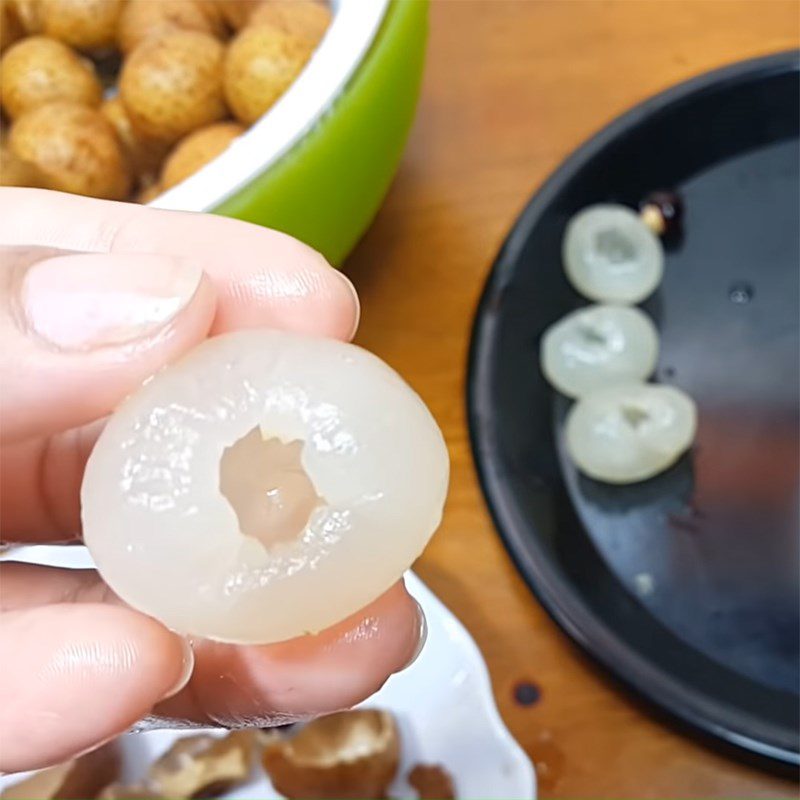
[563, 204, 664, 304]
[81, 330, 449, 644]
[541, 304, 659, 398]
[565, 383, 697, 484]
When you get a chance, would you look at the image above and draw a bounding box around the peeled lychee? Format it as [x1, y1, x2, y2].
[565, 383, 697, 484]
[563, 204, 664, 304]
[81, 330, 449, 644]
[541, 304, 658, 398]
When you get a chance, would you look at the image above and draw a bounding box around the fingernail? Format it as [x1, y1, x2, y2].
[335, 269, 360, 341]
[161, 637, 194, 700]
[399, 600, 427, 672]
[19, 252, 203, 351]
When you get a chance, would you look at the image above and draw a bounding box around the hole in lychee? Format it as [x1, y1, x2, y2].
[593, 228, 636, 265]
[578, 323, 607, 346]
[219, 427, 324, 550]
[622, 404, 649, 429]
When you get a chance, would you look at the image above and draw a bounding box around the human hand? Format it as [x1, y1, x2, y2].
[0, 189, 425, 774]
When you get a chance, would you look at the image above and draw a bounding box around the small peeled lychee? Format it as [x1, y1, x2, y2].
[224, 23, 314, 125]
[565, 383, 697, 484]
[160, 120, 244, 189]
[540, 304, 659, 398]
[262, 710, 399, 800]
[81, 330, 449, 643]
[0, 35, 102, 119]
[119, 29, 227, 142]
[563, 204, 664, 304]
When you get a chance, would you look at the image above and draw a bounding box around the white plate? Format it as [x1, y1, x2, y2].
[0, 550, 535, 800]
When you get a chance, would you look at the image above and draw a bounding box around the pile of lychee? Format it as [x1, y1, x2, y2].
[0, 0, 331, 202]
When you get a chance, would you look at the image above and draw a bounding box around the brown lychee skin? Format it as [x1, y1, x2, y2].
[0, 35, 102, 119]
[219, 0, 260, 31]
[247, 1, 331, 44]
[0, 143, 45, 187]
[161, 120, 244, 189]
[224, 23, 313, 126]
[101, 96, 170, 185]
[0, 1, 26, 51]
[7, 0, 42, 35]
[117, 0, 226, 55]
[40, 0, 125, 51]
[9, 101, 131, 199]
[119, 30, 227, 143]
[136, 181, 164, 204]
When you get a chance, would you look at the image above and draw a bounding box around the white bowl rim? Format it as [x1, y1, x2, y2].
[150, 0, 390, 214]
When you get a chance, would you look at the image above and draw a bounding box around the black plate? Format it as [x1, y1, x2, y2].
[467, 52, 800, 768]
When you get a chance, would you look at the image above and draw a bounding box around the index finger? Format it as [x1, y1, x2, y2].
[0, 189, 359, 341]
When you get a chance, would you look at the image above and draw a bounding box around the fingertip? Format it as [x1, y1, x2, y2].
[16, 252, 214, 352]
[161, 637, 195, 700]
[186, 268, 218, 338]
[2, 251, 217, 442]
[338, 269, 361, 342]
[107, 605, 193, 705]
[201, 228, 360, 341]
[0, 604, 188, 771]
[369, 580, 426, 676]
[162, 582, 424, 728]
[394, 599, 427, 674]
[0, 192, 358, 343]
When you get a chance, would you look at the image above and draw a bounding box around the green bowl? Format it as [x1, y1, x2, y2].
[152, 0, 428, 266]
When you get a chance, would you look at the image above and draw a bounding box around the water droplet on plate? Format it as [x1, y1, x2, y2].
[634, 572, 655, 596]
[728, 282, 754, 304]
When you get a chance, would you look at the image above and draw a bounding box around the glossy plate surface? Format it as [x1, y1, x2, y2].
[468, 51, 799, 767]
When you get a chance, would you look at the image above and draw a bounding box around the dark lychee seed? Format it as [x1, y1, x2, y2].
[639, 190, 684, 237]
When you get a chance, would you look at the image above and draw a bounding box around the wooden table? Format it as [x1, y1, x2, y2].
[346, 2, 799, 797]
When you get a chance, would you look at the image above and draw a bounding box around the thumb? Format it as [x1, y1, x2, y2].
[0, 603, 193, 773]
[1, 247, 216, 443]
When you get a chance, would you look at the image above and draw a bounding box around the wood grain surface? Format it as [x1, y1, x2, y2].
[346, 2, 799, 797]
